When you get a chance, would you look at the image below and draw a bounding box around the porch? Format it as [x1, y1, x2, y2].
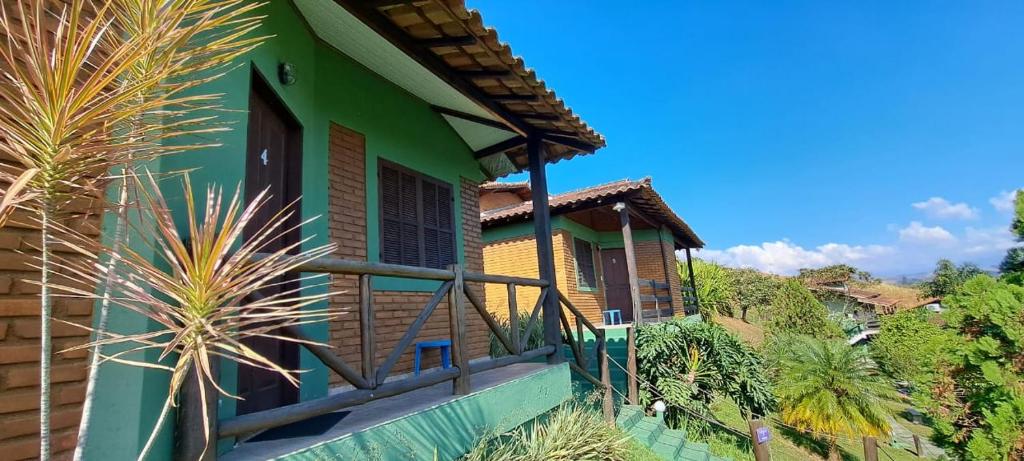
[222, 362, 569, 460]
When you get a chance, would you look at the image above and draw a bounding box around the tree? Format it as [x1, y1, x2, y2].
[1011, 190, 1024, 240]
[764, 280, 843, 339]
[869, 310, 952, 385]
[775, 337, 892, 461]
[678, 259, 734, 318]
[1000, 247, 1024, 275]
[920, 259, 986, 298]
[727, 268, 783, 322]
[925, 275, 1024, 460]
[797, 264, 877, 285]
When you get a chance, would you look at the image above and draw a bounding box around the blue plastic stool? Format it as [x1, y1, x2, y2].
[414, 339, 452, 376]
[603, 309, 622, 325]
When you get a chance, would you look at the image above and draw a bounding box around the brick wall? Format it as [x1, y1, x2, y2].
[483, 230, 686, 326]
[0, 213, 97, 460]
[325, 123, 489, 387]
[633, 239, 685, 315]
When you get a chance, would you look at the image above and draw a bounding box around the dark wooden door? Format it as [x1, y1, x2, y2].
[236, 75, 302, 415]
[601, 248, 635, 322]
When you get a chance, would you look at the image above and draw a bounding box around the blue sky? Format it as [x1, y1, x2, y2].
[471, 0, 1024, 277]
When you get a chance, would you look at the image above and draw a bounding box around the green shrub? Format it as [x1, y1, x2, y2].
[679, 259, 734, 318]
[764, 280, 843, 339]
[869, 309, 953, 384]
[463, 400, 631, 461]
[634, 319, 776, 435]
[489, 311, 545, 357]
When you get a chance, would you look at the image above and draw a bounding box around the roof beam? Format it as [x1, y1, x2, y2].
[364, 0, 419, 7]
[541, 133, 598, 153]
[492, 94, 540, 102]
[473, 136, 526, 159]
[459, 69, 513, 78]
[432, 105, 516, 131]
[521, 113, 561, 121]
[332, 0, 533, 137]
[418, 35, 476, 48]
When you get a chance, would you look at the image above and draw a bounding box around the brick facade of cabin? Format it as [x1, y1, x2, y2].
[482, 228, 684, 326]
[0, 213, 98, 460]
[325, 124, 489, 387]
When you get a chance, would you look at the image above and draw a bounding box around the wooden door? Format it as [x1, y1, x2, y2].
[236, 75, 302, 415]
[601, 248, 635, 322]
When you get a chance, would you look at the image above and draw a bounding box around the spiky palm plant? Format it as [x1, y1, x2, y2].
[55, 172, 336, 459]
[774, 336, 892, 461]
[0, 1, 264, 458]
[73, 2, 266, 458]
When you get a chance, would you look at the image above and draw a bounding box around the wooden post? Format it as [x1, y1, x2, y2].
[626, 326, 639, 405]
[527, 137, 563, 364]
[508, 283, 520, 354]
[747, 419, 770, 461]
[177, 359, 218, 461]
[863, 436, 879, 461]
[614, 202, 644, 325]
[597, 335, 614, 423]
[359, 274, 376, 387]
[448, 265, 470, 394]
[913, 434, 923, 457]
[684, 247, 699, 313]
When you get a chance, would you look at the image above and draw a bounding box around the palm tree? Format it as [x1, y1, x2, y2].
[774, 336, 892, 461]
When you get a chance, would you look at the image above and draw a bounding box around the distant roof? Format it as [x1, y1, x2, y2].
[331, 0, 605, 176]
[819, 285, 939, 311]
[480, 178, 704, 248]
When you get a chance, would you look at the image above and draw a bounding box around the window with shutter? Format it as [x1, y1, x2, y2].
[378, 160, 456, 269]
[573, 237, 597, 291]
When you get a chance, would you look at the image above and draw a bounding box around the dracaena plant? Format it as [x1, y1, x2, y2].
[55, 172, 336, 460]
[0, 1, 265, 458]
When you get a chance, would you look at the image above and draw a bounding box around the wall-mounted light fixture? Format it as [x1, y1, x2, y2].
[278, 62, 296, 86]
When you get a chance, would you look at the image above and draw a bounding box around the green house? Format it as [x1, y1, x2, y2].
[55, 1, 612, 460]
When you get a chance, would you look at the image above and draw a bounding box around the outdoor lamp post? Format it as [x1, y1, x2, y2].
[653, 400, 667, 422]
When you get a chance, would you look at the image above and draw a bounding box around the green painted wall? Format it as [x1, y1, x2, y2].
[280, 364, 571, 460]
[84, 0, 485, 458]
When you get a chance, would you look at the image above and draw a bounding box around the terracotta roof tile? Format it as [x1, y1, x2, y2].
[481, 178, 704, 248]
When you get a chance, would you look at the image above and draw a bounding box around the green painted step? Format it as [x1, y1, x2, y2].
[615, 405, 727, 461]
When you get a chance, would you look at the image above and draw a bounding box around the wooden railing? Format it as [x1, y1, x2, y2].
[556, 290, 614, 422]
[638, 278, 674, 322]
[210, 257, 556, 446]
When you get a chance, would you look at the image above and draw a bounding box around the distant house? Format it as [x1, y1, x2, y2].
[815, 283, 939, 324]
[480, 178, 704, 326]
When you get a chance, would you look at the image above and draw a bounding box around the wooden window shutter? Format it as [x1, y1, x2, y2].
[378, 160, 455, 269]
[574, 237, 597, 289]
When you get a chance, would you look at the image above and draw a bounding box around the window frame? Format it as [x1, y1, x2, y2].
[377, 159, 457, 269]
[572, 236, 599, 292]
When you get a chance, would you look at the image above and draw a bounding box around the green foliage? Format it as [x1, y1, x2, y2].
[1000, 247, 1024, 275]
[920, 259, 986, 298]
[463, 400, 631, 461]
[764, 280, 843, 339]
[774, 336, 893, 460]
[679, 259, 734, 318]
[1012, 190, 1024, 241]
[490, 311, 544, 357]
[634, 319, 776, 434]
[797, 264, 878, 285]
[923, 275, 1024, 460]
[727, 268, 784, 322]
[869, 310, 953, 385]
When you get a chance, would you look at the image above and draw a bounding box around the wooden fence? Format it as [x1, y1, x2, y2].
[181, 255, 613, 459]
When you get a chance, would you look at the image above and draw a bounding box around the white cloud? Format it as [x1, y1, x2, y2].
[898, 221, 956, 245]
[989, 189, 1020, 214]
[962, 226, 1016, 255]
[695, 240, 893, 275]
[912, 197, 978, 220]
